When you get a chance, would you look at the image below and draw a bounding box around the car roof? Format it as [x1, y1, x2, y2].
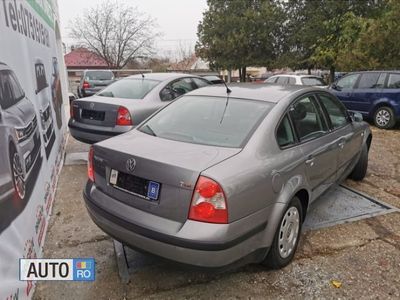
[346, 70, 400, 74]
[127, 72, 198, 81]
[186, 83, 317, 103]
[270, 74, 321, 78]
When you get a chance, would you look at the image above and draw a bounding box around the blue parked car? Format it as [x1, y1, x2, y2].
[330, 71, 400, 129]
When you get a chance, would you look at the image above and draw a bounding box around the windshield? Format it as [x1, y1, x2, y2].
[301, 77, 326, 86]
[139, 96, 273, 148]
[35, 63, 48, 92]
[85, 71, 114, 81]
[97, 78, 160, 99]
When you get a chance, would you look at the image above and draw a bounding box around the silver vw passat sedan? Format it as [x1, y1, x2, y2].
[69, 73, 211, 144]
[83, 84, 371, 269]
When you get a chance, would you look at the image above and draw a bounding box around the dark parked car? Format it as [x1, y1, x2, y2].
[0, 63, 42, 232]
[69, 73, 211, 144]
[83, 84, 371, 270]
[330, 71, 400, 129]
[77, 70, 115, 98]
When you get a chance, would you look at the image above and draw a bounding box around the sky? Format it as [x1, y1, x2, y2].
[57, 0, 208, 58]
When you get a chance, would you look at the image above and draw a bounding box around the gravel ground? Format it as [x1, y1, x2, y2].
[34, 126, 400, 300]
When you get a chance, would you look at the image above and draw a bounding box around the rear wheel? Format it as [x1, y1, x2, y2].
[9, 146, 26, 200]
[373, 106, 396, 129]
[262, 197, 302, 269]
[349, 143, 368, 181]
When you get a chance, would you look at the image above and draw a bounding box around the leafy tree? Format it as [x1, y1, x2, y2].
[70, 0, 159, 69]
[196, 0, 284, 82]
[336, 0, 400, 71]
[307, 0, 383, 81]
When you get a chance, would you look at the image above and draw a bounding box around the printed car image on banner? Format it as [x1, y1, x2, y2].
[0, 0, 68, 299]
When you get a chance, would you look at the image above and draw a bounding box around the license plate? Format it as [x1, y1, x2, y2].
[109, 169, 161, 200]
[110, 169, 118, 185]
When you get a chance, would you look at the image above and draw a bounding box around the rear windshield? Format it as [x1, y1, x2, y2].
[97, 78, 160, 99]
[301, 77, 326, 86]
[139, 96, 273, 148]
[85, 71, 114, 81]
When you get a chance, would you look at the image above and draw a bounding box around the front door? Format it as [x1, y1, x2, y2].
[289, 95, 337, 200]
[317, 93, 364, 179]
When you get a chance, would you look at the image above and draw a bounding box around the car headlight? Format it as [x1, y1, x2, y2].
[39, 110, 46, 127]
[15, 128, 26, 142]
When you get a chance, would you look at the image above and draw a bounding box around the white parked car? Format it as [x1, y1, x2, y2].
[264, 74, 327, 87]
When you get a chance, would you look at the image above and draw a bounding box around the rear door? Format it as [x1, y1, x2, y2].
[317, 92, 363, 179]
[332, 73, 360, 109]
[381, 73, 400, 111]
[350, 72, 384, 114]
[289, 94, 337, 198]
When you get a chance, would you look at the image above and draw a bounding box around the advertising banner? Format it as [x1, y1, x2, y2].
[0, 0, 67, 298]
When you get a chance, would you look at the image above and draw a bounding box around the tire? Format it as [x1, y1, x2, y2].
[373, 106, 396, 129]
[349, 143, 368, 181]
[262, 197, 303, 269]
[9, 145, 26, 201]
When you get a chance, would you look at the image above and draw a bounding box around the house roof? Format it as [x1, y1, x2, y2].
[64, 47, 108, 69]
[168, 54, 209, 71]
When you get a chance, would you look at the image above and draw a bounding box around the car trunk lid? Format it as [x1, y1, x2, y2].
[92, 131, 241, 223]
[72, 96, 139, 127]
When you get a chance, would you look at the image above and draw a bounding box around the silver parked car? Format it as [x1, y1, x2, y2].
[34, 59, 56, 158]
[83, 84, 371, 269]
[69, 73, 211, 144]
[0, 63, 42, 232]
[265, 74, 327, 87]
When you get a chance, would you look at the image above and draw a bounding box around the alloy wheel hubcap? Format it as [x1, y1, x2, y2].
[376, 109, 390, 126]
[12, 153, 25, 200]
[278, 206, 300, 259]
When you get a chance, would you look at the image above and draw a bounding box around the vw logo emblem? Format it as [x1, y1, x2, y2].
[126, 158, 136, 173]
[90, 103, 95, 109]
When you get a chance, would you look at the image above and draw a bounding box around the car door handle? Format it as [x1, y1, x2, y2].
[305, 157, 315, 166]
[338, 141, 345, 148]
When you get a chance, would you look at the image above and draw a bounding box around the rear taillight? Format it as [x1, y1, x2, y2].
[82, 81, 90, 89]
[188, 176, 228, 224]
[70, 101, 74, 118]
[116, 106, 132, 126]
[88, 146, 95, 182]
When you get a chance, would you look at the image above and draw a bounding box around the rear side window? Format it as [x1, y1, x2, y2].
[357, 73, 380, 89]
[276, 77, 288, 85]
[318, 94, 349, 129]
[97, 78, 159, 99]
[192, 77, 210, 88]
[336, 74, 359, 89]
[301, 77, 326, 86]
[290, 96, 327, 142]
[265, 77, 277, 83]
[288, 77, 296, 85]
[277, 115, 295, 148]
[387, 74, 400, 89]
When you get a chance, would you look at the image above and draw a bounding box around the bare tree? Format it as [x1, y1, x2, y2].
[70, 0, 159, 69]
[172, 41, 195, 71]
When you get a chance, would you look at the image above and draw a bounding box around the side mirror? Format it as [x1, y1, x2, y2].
[331, 83, 342, 91]
[349, 111, 363, 122]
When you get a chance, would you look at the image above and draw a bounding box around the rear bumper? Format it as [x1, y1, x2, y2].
[83, 182, 269, 268]
[68, 119, 133, 144]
